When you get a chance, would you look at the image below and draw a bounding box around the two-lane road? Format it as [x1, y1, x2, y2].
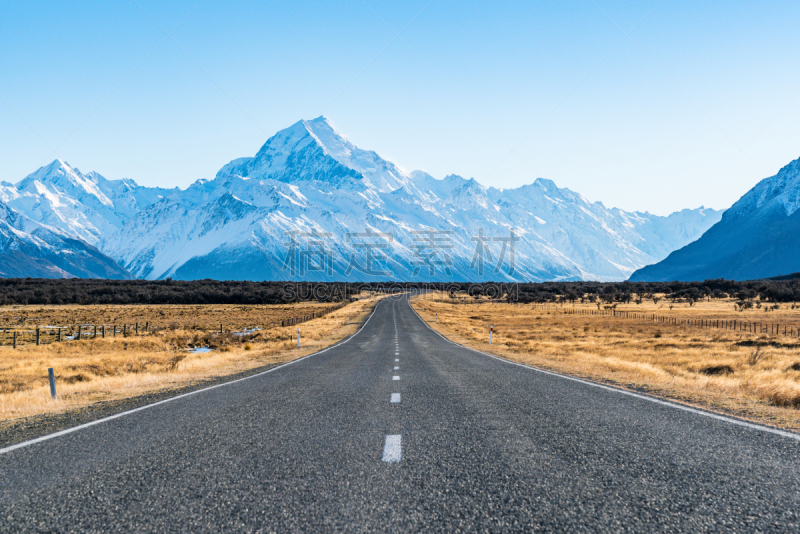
[2, 295, 799, 531]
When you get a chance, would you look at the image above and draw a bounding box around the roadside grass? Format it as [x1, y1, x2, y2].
[413, 293, 800, 431]
[0, 301, 347, 332]
[0, 297, 380, 423]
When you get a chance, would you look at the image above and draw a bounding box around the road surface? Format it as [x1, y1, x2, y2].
[1, 295, 799, 532]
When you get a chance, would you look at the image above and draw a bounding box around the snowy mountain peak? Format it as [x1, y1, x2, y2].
[2, 159, 174, 246]
[213, 118, 363, 188]
[18, 159, 114, 207]
[216, 117, 411, 194]
[533, 177, 558, 190]
[300, 116, 413, 192]
[726, 156, 800, 221]
[446, 178, 492, 211]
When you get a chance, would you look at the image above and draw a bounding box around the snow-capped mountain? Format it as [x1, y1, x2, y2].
[631, 157, 800, 281]
[0, 159, 175, 244]
[93, 117, 718, 282]
[0, 201, 130, 279]
[4, 116, 723, 281]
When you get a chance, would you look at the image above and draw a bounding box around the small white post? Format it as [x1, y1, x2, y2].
[347, 314, 350, 325]
[435, 314, 437, 323]
[296, 327, 300, 347]
[48, 368, 57, 399]
[489, 325, 493, 344]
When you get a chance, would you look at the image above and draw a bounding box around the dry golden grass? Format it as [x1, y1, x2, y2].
[414, 293, 800, 431]
[0, 301, 345, 331]
[564, 295, 800, 331]
[0, 296, 381, 423]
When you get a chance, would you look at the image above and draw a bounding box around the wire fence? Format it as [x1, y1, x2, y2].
[556, 306, 800, 338]
[0, 301, 351, 348]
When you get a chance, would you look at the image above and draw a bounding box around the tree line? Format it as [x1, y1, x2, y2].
[2, 278, 800, 305]
[0, 279, 363, 305]
[511, 279, 800, 304]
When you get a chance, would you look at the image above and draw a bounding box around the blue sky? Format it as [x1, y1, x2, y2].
[1, 0, 799, 215]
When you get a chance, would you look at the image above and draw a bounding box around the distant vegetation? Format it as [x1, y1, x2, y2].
[3, 278, 800, 306]
[0, 279, 363, 305]
[510, 279, 800, 304]
[421, 279, 800, 304]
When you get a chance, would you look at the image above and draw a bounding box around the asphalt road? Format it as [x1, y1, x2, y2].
[2, 295, 800, 532]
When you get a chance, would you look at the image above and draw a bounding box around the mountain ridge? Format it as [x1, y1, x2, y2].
[3, 117, 724, 281]
[630, 156, 800, 281]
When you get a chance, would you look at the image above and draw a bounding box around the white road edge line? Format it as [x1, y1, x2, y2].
[407, 296, 800, 442]
[382, 434, 402, 462]
[391, 393, 401, 403]
[0, 299, 388, 456]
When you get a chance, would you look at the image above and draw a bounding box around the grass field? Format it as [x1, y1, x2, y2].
[0, 296, 380, 423]
[0, 301, 346, 331]
[413, 292, 800, 430]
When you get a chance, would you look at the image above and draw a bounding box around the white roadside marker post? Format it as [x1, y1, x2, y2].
[48, 368, 57, 399]
[435, 314, 437, 324]
[489, 325, 493, 345]
[347, 315, 349, 325]
[296, 327, 300, 347]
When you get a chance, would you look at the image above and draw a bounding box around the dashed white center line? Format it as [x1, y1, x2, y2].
[393, 375, 400, 380]
[394, 366, 399, 370]
[382, 435, 402, 462]
[395, 358, 399, 362]
[391, 393, 401, 403]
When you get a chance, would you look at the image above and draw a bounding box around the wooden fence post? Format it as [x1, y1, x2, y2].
[48, 368, 57, 399]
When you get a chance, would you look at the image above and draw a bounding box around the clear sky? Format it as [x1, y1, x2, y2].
[1, 0, 799, 215]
